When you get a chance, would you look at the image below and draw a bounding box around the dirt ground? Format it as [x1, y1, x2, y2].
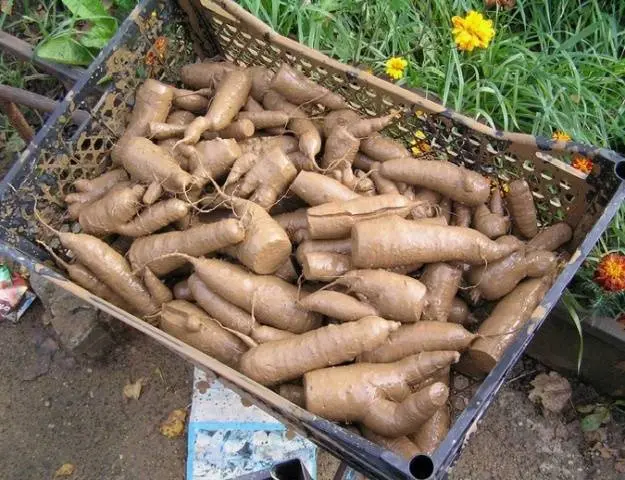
[1, 302, 623, 480]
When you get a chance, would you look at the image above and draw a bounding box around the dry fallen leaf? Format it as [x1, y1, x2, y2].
[528, 371, 572, 413]
[160, 408, 187, 438]
[615, 460, 625, 473]
[123, 378, 145, 400]
[54, 463, 75, 477]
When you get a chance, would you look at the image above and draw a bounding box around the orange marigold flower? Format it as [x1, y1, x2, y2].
[552, 131, 571, 142]
[145, 50, 157, 66]
[571, 155, 593, 174]
[595, 253, 625, 292]
[154, 36, 168, 58]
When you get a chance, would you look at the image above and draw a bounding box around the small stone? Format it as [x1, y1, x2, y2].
[87, 368, 93, 374]
[48, 423, 55, 429]
[89, 391, 94, 398]
[453, 375, 469, 391]
[44, 400, 50, 407]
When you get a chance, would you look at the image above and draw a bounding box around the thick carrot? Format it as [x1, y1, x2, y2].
[66, 169, 129, 219]
[113, 137, 194, 193]
[202, 119, 255, 141]
[273, 257, 298, 283]
[180, 62, 238, 89]
[370, 162, 400, 194]
[290, 171, 360, 206]
[420, 262, 463, 322]
[228, 198, 292, 274]
[352, 152, 376, 172]
[334, 269, 427, 323]
[323, 109, 361, 138]
[358, 322, 475, 363]
[127, 218, 245, 276]
[348, 112, 397, 138]
[124, 79, 174, 139]
[239, 316, 400, 385]
[287, 151, 317, 171]
[410, 189, 441, 218]
[451, 201, 472, 227]
[180, 69, 252, 144]
[161, 300, 247, 368]
[270, 63, 349, 110]
[527, 223, 573, 252]
[143, 267, 173, 305]
[468, 249, 557, 301]
[469, 276, 553, 372]
[250, 325, 295, 344]
[295, 238, 352, 264]
[278, 384, 305, 407]
[248, 66, 274, 101]
[78, 184, 144, 236]
[238, 110, 289, 130]
[409, 406, 450, 455]
[506, 179, 538, 238]
[448, 297, 471, 326]
[171, 87, 209, 113]
[352, 216, 523, 268]
[273, 208, 309, 243]
[380, 159, 491, 206]
[58, 232, 159, 316]
[142, 181, 163, 205]
[173, 279, 192, 301]
[473, 204, 510, 239]
[320, 125, 360, 171]
[186, 257, 321, 333]
[307, 194, 413, 239]
[116, 199, 190, 237]
[300, 252, 351, 281]
[298, 290, 378, 322]
[362, 429, 420, 460]
[191, 138, 242, 182]
[360, 132, 410, 162]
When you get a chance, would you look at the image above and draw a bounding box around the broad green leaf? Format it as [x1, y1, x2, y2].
[581, 412, 606, 432]
[80, 18, 117, 49]
[113, 0, 136, 13]
[61, 0, 107, 19]
[36, 35, 95, 66]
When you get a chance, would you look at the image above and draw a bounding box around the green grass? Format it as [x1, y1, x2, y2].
[238, 0, 625, 150]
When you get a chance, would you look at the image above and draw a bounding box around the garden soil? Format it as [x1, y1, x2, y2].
[0, 303, 622, 479]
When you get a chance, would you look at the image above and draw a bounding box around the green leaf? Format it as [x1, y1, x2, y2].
[80, 18, 117, 49]
[61, 0, 107, 19]
[581, 412, 606, 432]
[562, 289, 584, 374]
[576, 404, 596, 414]
[36, 35, 95, 66]
[113, 0, 136, 12]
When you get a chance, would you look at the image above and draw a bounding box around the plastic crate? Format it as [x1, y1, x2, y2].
[1, 1, 624, 478]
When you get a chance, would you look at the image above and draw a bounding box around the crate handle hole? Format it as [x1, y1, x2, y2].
[614, 160, 625, 181]
[409, 454, 434, 479]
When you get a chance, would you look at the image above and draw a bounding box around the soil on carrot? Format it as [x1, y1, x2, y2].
[1, 303, 623, 480]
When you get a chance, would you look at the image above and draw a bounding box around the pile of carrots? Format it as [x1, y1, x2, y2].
[48, 61, 574, 457]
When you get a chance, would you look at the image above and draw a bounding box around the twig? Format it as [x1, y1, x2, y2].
[0, 100, 34, 141]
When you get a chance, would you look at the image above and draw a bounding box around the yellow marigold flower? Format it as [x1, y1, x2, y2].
[411, 140, 431, 157]
[414, 110, 427, 119]
[552, 131, 571, 142]
[452, 11, 495, 52]
[571, 155, 593, 174]
[385, 57, 408, 80]
[414, 130, 427, 140]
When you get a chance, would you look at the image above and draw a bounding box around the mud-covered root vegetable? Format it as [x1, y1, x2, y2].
[239, 316, 400, 386]
[290, 171, 360, 206]
[187, 257, 321, 333]
[359, 322, 475, 363]
[57, 232, 159, 316]
[173, 279, 192, 301]
[78, 184, 144, 236]
[304, 356, 451, 436]
[468, 249, 557, 302]
[286, 151, 317, 171]
[226, 147, 297, 209]
[295, 238, 352, 264]
[370, 162, 400, 194]
[410, 189, 441, 218]
[320, 125, 360, 171]
[300, 252, 351, 281]
[298, 290, 378, 322]
[272, 208, 309, 244]
[171, 87, 209, 113]
[228, 198, 292, 274]
[112, 137, 194, 193]
[143, 267, 173, 306]
[360, 132, 411, 162]
[270, 63, 349, 110]
[307, 194, 413, 240]
[160, 300, 247, 368]
[473, 204, 510, 239]
[380, 159, 491, 206]
[188, 138, 242, 184]
[180, 69, 252, 145]
[202, 119, 256, 141]
[127, 218, 245, 276]
[180, 62, 238, 89]
[420, 262, 463, 322]
[506, 179, 538, 238]
[323, 109, 361, 137]
[142, 181, 163, 205]
[448, 297, 471, 326]
[116, 199, 190, 237]
[278, 384, 305, 407]
[121, 79, 174, 139]
[469, 276, 553, 372]
[331, 269, 426, 323]
[66, 169, 130, 219]
[351, 216, 522, 268]
[353, 152, 376, 172]
[250, 325, 295, 343]
[452, 201, 472, 227]
[238, 135, 299, 157]
[527, 222, 572, 252]
[238, 110, 290, 130]
[362, 429, 420, 460]
[409, 406, 450, 455]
